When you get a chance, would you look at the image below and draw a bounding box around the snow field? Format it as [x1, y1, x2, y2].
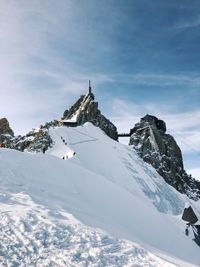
[0, 192, 176, 267]
[0, 123, 199, 266]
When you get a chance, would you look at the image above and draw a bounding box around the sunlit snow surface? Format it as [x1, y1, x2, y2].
[0, 123, 200, 266]
[0, 192, 176, 267]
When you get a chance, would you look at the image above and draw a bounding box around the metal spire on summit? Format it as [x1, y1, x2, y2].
[89, 80, 92, 95]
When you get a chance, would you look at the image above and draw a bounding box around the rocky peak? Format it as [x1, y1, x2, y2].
[13, 120, 59, 152]
[129, 114, 200, 201]
[0, 117, 15, 147]
[0, 118, 14, 136]
[140, 114, 166, 132]
[62, 83, 118, 141]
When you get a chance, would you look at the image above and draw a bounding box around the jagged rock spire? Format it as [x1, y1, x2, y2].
[129, 114, 200, 200]
[62, 82, 118, 140]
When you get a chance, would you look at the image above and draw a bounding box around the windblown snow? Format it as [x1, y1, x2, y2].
[0, 123, 199, 266]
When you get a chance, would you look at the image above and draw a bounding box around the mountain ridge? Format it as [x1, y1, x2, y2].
[2, 87, 199, 203]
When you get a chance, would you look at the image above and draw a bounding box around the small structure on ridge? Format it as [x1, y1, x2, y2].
[61, 81, 118, 140]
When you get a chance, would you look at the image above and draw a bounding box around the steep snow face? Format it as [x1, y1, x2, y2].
[0, 123, 200, 266]
[48, 124, 185, 215]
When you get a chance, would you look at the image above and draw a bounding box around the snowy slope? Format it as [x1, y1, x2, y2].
[0, 192, 177, 267]
[0, 123, 200, 266]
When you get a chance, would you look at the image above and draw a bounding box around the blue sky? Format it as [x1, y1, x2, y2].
[0, 0, 200, 178]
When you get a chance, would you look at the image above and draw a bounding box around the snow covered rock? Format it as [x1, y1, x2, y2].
[129, 114, 200, 201]
[13, 120, 59, 152]
[62, 85, 118, 140]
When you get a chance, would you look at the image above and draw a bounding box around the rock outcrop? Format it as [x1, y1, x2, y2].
[129, 114, 200, 200]
[0, 118, 14, 146]
[0, 118, 14, 136]
[14, 120, 58, 152]
[62, 85, 118, 141]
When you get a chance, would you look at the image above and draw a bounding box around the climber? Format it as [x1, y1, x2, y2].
[185, 226, 189, 236]
[42, 146, 46, 154]
[62, 155, 68, 160]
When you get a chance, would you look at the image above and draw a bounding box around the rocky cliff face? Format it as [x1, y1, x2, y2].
[14, 120, 59, 152]
[62, 91, 118, 141]
[0, 117, 55, 152]
[0, 118, 14, 136]
[0, 118, 14, 146]
[129, 114, 200, 201]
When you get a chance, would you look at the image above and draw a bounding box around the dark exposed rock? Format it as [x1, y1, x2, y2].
[0, 118, 15, 147]
[62, 90, 118, 141]
[13, 120, 59, 152]
[129, 114, 200, 200]
[63, 95, 85, 120]
[63, 109, 69, 118]
[182, 206, 198, 224]
[15, 130, 53, 153]
[0, 118, 14, 136]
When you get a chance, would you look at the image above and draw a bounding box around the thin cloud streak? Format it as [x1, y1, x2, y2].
[177, 17, 200, 29]
[113, 73, 200, 87]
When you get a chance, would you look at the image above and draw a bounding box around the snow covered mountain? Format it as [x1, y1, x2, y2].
[0, 122, 200, 266]
[11, 88, 200, 205]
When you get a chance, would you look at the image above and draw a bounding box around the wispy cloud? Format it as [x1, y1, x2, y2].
[112, 73, 200, 87]
[177, 17, 200, 29]
[0, 1, 117, 134]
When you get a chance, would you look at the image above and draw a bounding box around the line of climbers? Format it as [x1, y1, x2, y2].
[60, 136, 76, 160]
[61, 136, 67, 146]
[40, 133, 76, 160]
